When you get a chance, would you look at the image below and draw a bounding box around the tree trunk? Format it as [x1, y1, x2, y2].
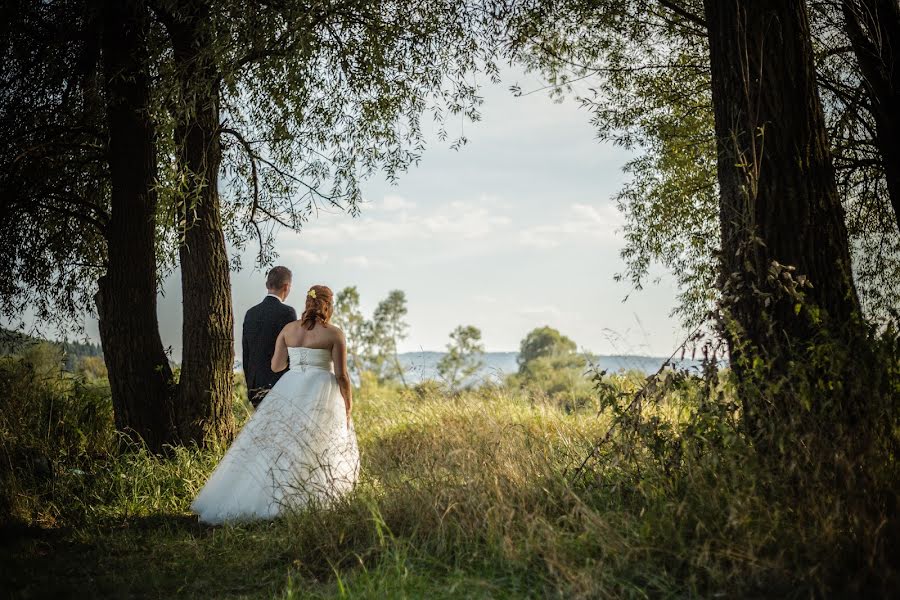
[841, 0, 900, 232]
[702, 0, 869, 442]
[98, 0, 174, 452]
[166, 1, 235, 446]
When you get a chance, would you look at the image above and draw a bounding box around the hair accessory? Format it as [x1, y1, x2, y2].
[308, 289, 317, 299]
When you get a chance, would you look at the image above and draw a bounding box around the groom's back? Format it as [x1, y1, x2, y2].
[242, 296, 297, 407]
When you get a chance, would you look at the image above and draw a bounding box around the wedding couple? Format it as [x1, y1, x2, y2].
[190, 266, 359, 524]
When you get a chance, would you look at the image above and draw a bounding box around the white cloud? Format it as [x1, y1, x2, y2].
[518, 203, 622, 248]
[571, 203, 623, 227]
[422, 204, 511, 238]
[518, 228, 563, 249]
[380, 194, 416, 212]
[293, 199, 511, 244]
[343, 255, 389, 269]
[286, 249, 327, 264]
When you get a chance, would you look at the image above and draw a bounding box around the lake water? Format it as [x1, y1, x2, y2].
[235, 351, 711, 381]
[398, 351, 709, 384]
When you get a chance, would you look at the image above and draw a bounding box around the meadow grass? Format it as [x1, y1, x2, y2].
[1, 347, 896, 598]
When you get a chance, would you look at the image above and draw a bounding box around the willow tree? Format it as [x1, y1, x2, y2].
[1, 0, 176, 450]
[148, 0, 499, 444]
[840, 0, 900, 229]
[97, 0, 176, 447]
[505, 0, 900, 325]
[3, 0, 498, 448]
[701, 0, 887, 451]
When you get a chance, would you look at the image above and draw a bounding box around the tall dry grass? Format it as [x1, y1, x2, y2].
[2, 352, 896, 597]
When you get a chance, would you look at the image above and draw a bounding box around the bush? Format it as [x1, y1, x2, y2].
[0, 343, 115, 525]
[507, 355, 596, 412]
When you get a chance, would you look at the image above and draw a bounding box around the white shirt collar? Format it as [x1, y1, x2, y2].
[265, 293, 283, 303]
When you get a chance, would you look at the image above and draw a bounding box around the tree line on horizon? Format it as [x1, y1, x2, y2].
[331, 286, 584, 396]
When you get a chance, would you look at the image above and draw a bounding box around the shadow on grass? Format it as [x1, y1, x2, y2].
[1, 515, 301, 599]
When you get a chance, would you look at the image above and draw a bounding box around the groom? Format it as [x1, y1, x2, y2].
[242, 266, 297, 408]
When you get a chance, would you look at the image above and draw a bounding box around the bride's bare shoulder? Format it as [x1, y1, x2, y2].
[281, 320, 301, 335]
[323, 322, 345, 340]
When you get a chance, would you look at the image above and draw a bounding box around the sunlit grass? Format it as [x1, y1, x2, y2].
[2, 349, 896, 597]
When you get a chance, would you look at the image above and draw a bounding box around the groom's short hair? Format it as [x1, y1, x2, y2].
[266, 266, 292, 290]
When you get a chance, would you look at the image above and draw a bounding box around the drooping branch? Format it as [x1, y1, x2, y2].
[656, 0, 707, 30]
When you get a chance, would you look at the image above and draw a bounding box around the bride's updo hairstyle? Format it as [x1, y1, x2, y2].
[300, 285, 334, 330]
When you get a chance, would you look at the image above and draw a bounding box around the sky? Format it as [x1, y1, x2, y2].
[19, 66, 687, 358]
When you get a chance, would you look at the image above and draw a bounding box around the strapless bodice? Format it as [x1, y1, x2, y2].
[287, 346, 333, 372]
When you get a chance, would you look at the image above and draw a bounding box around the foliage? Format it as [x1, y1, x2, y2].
[1, 327, 105, 373]
[368, 290, 410, 384]
[504, 0, 899, 325]
[152, 0, 503, 268]
[332, 286, 368, 380]
[509, 354, 595, 412]
[0, 343, 115, 526]
[0, 0, 110, 333]
[515, 325, 578, 373]
[507, 326, 592, 411]
[1, 0, 502, 332]
[331, 287, 413, 385]
[0, 342, 257, 527]
[436, 325, 485, 392]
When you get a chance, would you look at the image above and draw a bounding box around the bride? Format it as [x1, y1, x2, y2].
[191, 285, 359, 524]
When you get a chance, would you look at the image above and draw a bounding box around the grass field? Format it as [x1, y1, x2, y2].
[1, 346, 896, 598]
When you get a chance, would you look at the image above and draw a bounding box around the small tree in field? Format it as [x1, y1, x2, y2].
[333, 286, 367, 383]
[437, 325, 485, 392]
[370, 290, 410, 386]
[516, 326, 580, 374]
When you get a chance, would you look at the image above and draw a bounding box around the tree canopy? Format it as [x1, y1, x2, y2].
[504, 0, 900, 325]
[437, 325, 485, 391]
[517, 326, 579, 373]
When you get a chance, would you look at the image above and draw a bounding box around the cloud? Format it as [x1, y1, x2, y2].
[571, 203, 623, 227]
[295, 199, 512, 244]
[518, 203, 622, 248]
[343, 255, 388, 269]
[380, 195, 416, 212]
[285, 249, 327, 264]
[422, 205, 511, 238]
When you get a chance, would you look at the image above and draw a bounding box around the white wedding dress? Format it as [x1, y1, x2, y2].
[191, 347, 359, 524]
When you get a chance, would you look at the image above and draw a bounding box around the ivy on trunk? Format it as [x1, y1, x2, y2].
[702, 0, 879, 452]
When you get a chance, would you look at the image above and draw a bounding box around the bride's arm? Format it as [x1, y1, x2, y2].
[271, 327, 289, 372]
[332, 329, 353, 421]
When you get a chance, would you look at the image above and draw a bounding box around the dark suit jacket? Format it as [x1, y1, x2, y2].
[242, 295, 297, 407]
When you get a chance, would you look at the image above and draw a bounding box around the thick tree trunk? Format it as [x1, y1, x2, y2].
[841, 0, 900, 232]
[166, 2, 235, 446]
[98, 0, 174, 451]
[702, 0, 869, 441]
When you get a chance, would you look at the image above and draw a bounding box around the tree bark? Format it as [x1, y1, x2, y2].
[98, 0, 174, 452]
[165, 1, 235, 446]
[841, 0, 900, 233]
[702, 0, 868, 439]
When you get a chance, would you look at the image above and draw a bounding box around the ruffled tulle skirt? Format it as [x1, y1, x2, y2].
[190, 367, 359, 524]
